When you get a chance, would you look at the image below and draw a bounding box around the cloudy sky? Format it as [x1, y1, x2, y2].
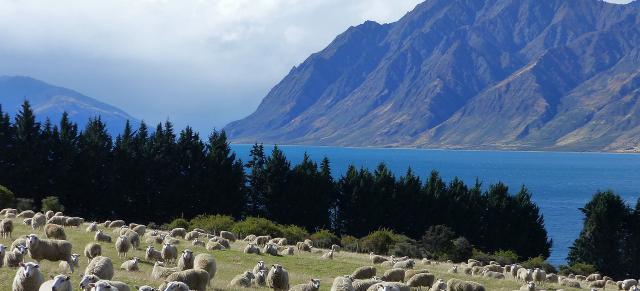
[0, 0, 633, 132]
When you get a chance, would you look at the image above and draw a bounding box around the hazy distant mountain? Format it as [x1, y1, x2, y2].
[0, 76, 137, 134]
[226, 0, 640, 152]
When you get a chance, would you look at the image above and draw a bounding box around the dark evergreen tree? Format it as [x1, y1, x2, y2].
[264, 145, 291, 222]
[245, 143, 267, 217]
[0, 105, 15, 187]
[204, 130, 245, 217]
[12, 101, 45, 203]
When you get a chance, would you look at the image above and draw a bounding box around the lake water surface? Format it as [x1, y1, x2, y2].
[231, 144, 640, 265]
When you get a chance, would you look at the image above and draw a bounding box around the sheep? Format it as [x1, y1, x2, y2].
[546, 273, 558, 283]
[122, 229, 140, 249]
[382, 268, 406, 282]
[4, 244, 28, 267]
[407, 273, 435, 289]
[151, 261, 177, 280]
[58, 253, 80, 273]
[404, 269, 430, 282]
[330, 275, 354, 291]
[45, 211, 54, 220]
[253, 260, 268, 274]
[23, 218, 33, 226]
[559, 278, 581, 288]
[0, 244, 5, 267]
[161, 282, 190, 291]
[95, 230, 112, 243]
[243, 234, 256, 242]
[191, 239, 205, 247]
[290, 279, 321, 291]
[517, 268, 533, 283]
[519, 281, 535, 291]
[64, 217, 84, 228]
[429, 279, 446, 291]
[185, 231, 200, 241]
[1, 218, 14, 238]
[136, 286, 158, 291]
[170, 228, 187, 238]
[254, 269, 267, 287]
[209, 236, 230, 249]
[162, 243, 178, 263]
[575, 275, 586, 281]
[219, 230, 236, 241]
[47, 216, 67, 226]
[84, 256, 114, 280]
[393, 259, 415, 269]
[446, 278, 485, 291]
[13, 262, 45, 291]
[84, 242, 102, 263]
[255, 235, 271, 246]
[44, 223, 67, 240]
[119, 257, 141, 272]
[322, 249, 335, 260]
[367, 282, 410, 291]
[132, 225, 146, 236]
[177, 249, 194, 270]
[17, 210, 35, 218]
[145, 245, 163, 262]
[89, 281, 120, 291]
[244, 243, 261, 254]
[228, 271, 256, 288]
[79, 274, 131, 291]
[296, 241, 312, 252]
[267, 264, 290, 291]
[589, 280, 606, 288]
[623, 279, 639, 290]
[531, 268, 546, 285]
[108, 220, 125, 228]
[194, 253, 217, 286]
[353, 278, 382, 291]
[586, 273, 602, 282]
[86, 222, 99, 232]
[39, 274, 72, 291]
[26, 234, 74, 272]
[206, 241, 225, 251]
[115, 235, 132, 258]
[448, 266, 458, 274]
[370, 252, 388, 264]
[483, 264, 502, 273]
[31, 213, 46, 230]
[280, 246, 295, 255]
[352, 266, 377, 280]
[158, 269, 209, 291]
[482, 270, 504, 279]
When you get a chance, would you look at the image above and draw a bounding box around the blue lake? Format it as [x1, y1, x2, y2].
[230, 144, 640, 265]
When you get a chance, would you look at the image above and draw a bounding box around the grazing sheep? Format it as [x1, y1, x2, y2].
[31, 213, 46, 230]
[586, 273, 602, 282]
[177, 249, 194, 270]
[370, 252, 388, 264]
[352, 266, 377, 280]
[45, 211, 54, 220]
[151, 261, 177, 280]
[158, 269, 210, 291]
[86, 222, 98, 232]
[13, 262, 45, 291]
[407, 273, 435, 289]
[115, 235, 132, 258]
[267, 264, 290, 291]
[404, 269, 430, 282]
[0, 244, 5, 267]
[1, 218, 14, 238]
[623, 279, 639, 290]
[120, 257, 141, 272]
[17, 210, 35, 219]
[532, 268, 546, 285]
[367, 282, 410, 291]
[353, 278, 382, 291]
[280, 246, 295, 255]
[162, 243, 178, 263]
[244, 243, 260, 254]
[95, 230, 112, 243]
[136, 286, 158, 291]
[23, 218, 32, 226]
[79, 274, 131, 291]
[64, 217, 84, 228]
[206, 241, 225, 251]
[448, 266, 458, 274]
[559, 278, 581, 288]
[108, 220, 125, 228]
[228, 271, 256, 288]
[122, 229, 140, 250]
[482, 270, 504, 279]
[330, 275, 354, 291]
[191, 239, 205, 247]
[322, 249, 335, 260]
[393, 259, 415, 270]
[84, 256, 114, 280]
[253, 235, 270, 246]
[47, 216, 67, 226]
[589, 280, 606, 288]
[243, 234, 256, 241]
[185, 231, 200, 241]
[519, 281, 535, 291]
[25, 234, 74, 272]
[4, 244, 28, 267]
[483, 264, 502, 273]
[253, 261, 268, 274]
[132, 225, 146, 236]
[39, 274, 72, 291]
[194, 253, 217, 286]
[517, 268, 533, 283]
[44, 224, 66, 240]
[429, 279, 446, 291]
[58, 253, 80, 273]
[290, 279, 321, 291]
[84, 242, 102, 263]
[210, 236, 231, 249]
[161, 282, 190, 291]
[146, 245, 163, 262]
[297, 241, 312, 252]
[546, 273, 558, 283]
[575, 275, 586, 281]
[382, 268, 406, 282]
[219, 230, 237, 242]
[446, 278, 485, 291]
[170, 228, 187, 238]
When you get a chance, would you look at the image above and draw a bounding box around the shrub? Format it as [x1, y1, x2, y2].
[390, 236, 423, 258]
[522, 256, 557, 273]
[280, 225, 309, 243]
[0, 185, 15, 208]
[559, 263, 597, 276]
[492, 250, 519, 265]
[41, 196, 64, 213]
[15, 198, 34, 211]
[190, 214, 235, 234]
[231, 217, 282, 238]
[471, 249, 493, 265]
[341, 235, 359, 252]
[360, 228, 399, 255]
[309, 229, 339, 248]
[421, 225, 456, 258]
[168, 218, 190, 230]
[448, 237, 473, 262]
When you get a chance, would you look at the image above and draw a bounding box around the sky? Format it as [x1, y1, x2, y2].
[0, 0, 634, 133]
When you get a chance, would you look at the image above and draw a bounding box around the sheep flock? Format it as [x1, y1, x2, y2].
[0, 208, 636, 291]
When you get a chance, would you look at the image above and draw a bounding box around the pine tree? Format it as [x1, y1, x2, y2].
[204, 130, 246, 218]
[245, 143, 267, 217]
[264, 145, 291, 222]
[0, 105, 15, 186]
[12, 101, 44, 201]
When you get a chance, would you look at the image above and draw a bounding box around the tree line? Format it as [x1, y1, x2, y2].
[0, 101, 551, 260]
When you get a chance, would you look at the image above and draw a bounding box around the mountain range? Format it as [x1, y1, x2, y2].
[225, 0, 640, 152]
[0, 76, 137, 134]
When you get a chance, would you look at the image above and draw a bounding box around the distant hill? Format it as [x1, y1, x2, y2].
[0, 76, 137, 134]
[225, 0, 640, 152]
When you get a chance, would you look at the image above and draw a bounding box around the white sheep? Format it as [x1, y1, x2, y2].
[169, 228, 187, 238]
[263, 243, 279, 256]
[353, 278, 382, 291]
[407, 273, 435, 289]
[532, 268, 546, 285]
[623, 279, 639, 290]
[446, 279, 485, 291]
[331, 275, 355, 291]
[135, 286, 158, 291]
[58, 253, 80, 273]
[86, 222, 98, 232]
[253, 260, 267, 274]
[228, 270, 256, 288]
[146, 245, 163, 262]
[322, 249, 335, 260]
[26, 234, 74, 272]
[267, 264, 290, 291]
[89, 281, 119, 291]
[254, 269, 267, 287]
[158, 269, 210, 291]
[151, 261, 177, 280]
[194, 253, 217, 286]
[161, 282, 190, 291]
[177, 249, 194, 270]
[95, 230, 112, 243]
[38, 274, 72, 291]
[131, 224, 146, 236]
[352, 266, 377, 280]
[244, 243, 260, 254]
[120, 257, 141, 271]
[1, 218, 14, 238]
[84, 256, 114, 280]
[79, 274, 131, 291]
[519, 281, 535, 291]
[290, 279, 321, 291]
[367, 282, 410, 291]
[13, 262, 45, 291]
[370, 252, 388, 264]
[31, 213, 46, 230]
[44, 224, 67, 240]
[84, 242, 102, 263]
[108, 220, 125, 228]
[382, 268, 406, 282]
[4, 244, 28, 267]
[429, 279, 446, 291]
[219, 230, 237, 242]
[115, 235, 132, 258]
[0, 244, 5, 267]
[161, 243, 178, 264]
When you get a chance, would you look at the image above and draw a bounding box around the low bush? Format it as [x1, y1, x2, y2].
[491, 250, 519, 265]
[231, 217, 282, 238]
[522, 256, 557, 273]
[309, 229, 339, 248]
[168, 218, 190, 230]
[389, 235, 422, 258]
[190, 214, 235, 234]
[280, 225, 309, 243]
[448, 237, 473, 262]
[341, 235, 359, 252]
[0, 185, 15, 208]
[41, 196, 64, 213]
[360, 228, 399, 255]
[15, 198, 34, 211]
[559, 262, 597, 276]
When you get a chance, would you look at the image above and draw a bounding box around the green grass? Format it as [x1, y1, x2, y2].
[0, 221, 588, 291]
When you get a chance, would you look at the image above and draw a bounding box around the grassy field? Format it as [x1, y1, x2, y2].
[0, 221, 588, 291]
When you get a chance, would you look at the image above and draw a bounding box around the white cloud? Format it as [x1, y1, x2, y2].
[0, 0, 633, 132]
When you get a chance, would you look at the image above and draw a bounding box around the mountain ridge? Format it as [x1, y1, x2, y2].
[225, 0, 640, 152]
